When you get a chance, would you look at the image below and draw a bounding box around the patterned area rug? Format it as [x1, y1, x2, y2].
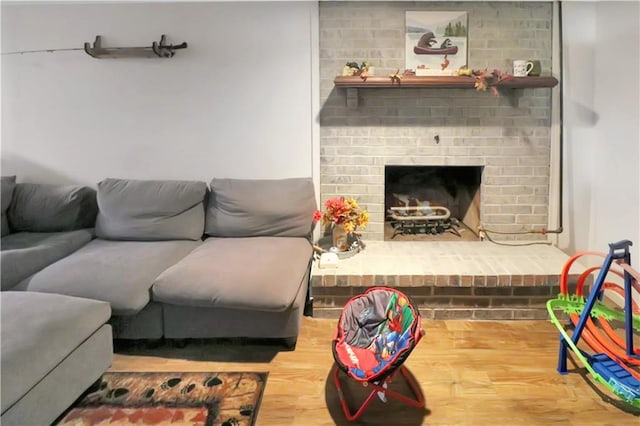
[55, 371, 268, 426]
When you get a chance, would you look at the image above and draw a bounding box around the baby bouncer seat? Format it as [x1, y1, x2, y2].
[331, 286, 425, 421]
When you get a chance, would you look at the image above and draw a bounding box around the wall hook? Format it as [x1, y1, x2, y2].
[152, 34, 188, 58]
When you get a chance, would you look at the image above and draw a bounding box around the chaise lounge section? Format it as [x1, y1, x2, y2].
[1, 291, 112, 426]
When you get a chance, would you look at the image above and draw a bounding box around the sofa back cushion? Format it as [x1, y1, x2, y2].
[8, 183, 98, 232]
[205, 177, 317, 238]
[1, 176, 16, 236]
[96, 178, 207, 241]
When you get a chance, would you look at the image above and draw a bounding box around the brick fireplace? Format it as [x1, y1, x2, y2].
[319, 1, 553, 242]
[313, 1, 561, 319]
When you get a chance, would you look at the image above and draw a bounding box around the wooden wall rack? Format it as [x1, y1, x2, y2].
[84, 35, 187, 59]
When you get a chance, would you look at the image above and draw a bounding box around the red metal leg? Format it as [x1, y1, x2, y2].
[390, 365, 426, 407]
[332, 363, 426, 422]
[333, 363, 378, 421]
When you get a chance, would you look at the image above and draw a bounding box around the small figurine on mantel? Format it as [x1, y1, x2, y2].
[342, 61, 374, 78]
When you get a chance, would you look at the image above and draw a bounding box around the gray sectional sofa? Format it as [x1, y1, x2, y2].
[3, 176, 317, 344]
[1, 175, 316, 424]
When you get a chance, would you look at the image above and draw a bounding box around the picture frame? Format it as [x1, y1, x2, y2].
[405, 11, 468, 75]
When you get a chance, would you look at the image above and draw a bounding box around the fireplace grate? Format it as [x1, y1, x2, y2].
[387, 206, 462, 239]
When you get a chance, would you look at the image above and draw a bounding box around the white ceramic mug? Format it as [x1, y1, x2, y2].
[513, 60, 534, 77]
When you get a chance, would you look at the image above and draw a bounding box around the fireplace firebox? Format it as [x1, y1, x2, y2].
[384, 166, 483, 241]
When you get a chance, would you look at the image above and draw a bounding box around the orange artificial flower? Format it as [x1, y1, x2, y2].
[313, 196, 369, 233]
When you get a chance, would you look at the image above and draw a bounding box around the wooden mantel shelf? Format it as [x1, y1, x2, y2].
[334, 75, 559, 89]
[334, 75, 558, 107]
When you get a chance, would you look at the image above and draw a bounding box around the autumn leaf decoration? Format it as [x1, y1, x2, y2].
[441, 55, 450, 71]
[458, 67, 512, 97]
[473, 69, 491, 91]
[388, 68, 402, 83]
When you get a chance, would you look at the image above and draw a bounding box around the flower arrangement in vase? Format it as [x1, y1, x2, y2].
[313, 196, 369, 251]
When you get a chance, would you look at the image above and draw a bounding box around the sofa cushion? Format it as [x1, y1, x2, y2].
[1, 176, 16, 237]
[205, 178, 316, 238]
[14, 238, 202, 315]
[95, 178, 207, 241]
[0, 229, 94, 291]
[1, 291, 111, 415]
[152, 236, 313, 312]
[7, 183, 98, 233]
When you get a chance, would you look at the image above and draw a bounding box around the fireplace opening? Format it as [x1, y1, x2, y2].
[384, 165, 483, 241]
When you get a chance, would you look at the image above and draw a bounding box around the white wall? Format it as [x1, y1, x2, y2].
[560, 1, 598, 254]
[4, 1, 639, 262]
[1, 1, 318, 186]
[561, 1, 640, 264]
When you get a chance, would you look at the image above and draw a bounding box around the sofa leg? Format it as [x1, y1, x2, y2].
[283, 337, 297, 350]
[144, 338, 165, 349]
[304, 296, 314, 317]
[169, 338, 188, 348]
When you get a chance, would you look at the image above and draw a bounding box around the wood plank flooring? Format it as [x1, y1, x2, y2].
[111, 317, 640, 425]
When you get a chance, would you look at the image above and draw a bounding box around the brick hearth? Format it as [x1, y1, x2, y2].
[311, 241, 583, 320]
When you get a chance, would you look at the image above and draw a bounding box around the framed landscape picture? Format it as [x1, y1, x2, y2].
[405, 11, 468, 74]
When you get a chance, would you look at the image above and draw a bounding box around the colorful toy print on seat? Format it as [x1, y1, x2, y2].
[335, 290, 416, 380]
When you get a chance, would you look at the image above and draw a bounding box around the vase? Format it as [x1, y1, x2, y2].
[332, 226, 349, 252]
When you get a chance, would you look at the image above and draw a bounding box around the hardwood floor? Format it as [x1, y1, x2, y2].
[111, 317, 640, 425]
